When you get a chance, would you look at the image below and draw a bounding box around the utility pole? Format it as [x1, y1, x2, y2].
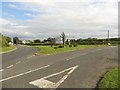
[60, 32, 66, 47]
[108, 30, 109, 42]
[107, 30, 110, 45]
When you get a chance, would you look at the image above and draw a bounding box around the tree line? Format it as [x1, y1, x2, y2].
[24, 37, 119, 46]
[67, 38, 119, 45]
[0, 33, 20, 47]
[0, 33, 11, 47]
[0, 33, 119, 47]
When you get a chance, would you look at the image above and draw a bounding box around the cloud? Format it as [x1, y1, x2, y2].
[25, 13, 36, 17]
[8, 3, 17, 8]
[1, 0, 118, 40]
[0, 18, 10, 26]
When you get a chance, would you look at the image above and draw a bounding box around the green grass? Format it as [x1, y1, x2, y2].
[99, 67, 120, 89]
[36, 45, 103, 55]
[0, 45, 16, 53]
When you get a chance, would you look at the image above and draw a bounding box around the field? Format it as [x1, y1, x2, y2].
[36, 45, 103, 55]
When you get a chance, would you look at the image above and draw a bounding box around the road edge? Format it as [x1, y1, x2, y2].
[0, 47, 17, 54]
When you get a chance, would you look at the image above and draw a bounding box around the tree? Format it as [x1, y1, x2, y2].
[0, 34, 9, 47]
[47, 38, 55, 44]
[60, 32, 66, 47]
[70, 39, 76, 44]
[6, 36, 11, 43]
[34, 39, 41, 43]
[13, 37, 19, 44]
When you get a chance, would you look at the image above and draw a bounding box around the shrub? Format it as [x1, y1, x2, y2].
[74, 44, 77, 47]
[69, 45, 72, 47]
[58, 45, 64, 48]
[1, 35, 10, 47]
[54, 46, 58, 49]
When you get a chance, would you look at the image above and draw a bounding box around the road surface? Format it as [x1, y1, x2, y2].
[2, 45, 37, 68]
[0, 46, 118, 89]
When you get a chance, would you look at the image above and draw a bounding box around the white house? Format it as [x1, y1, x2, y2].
[9, 42, 13, 45]
[22, 40, 30, 44]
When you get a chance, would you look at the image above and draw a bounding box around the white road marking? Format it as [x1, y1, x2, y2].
[66, 57, 75, 61]
[33, 55, 35, 56]
[109, 46, 117, 48]
[16, 61, 21, 64]
[0, 65, 50, 82]
[66, 53, 88, 61]
[29, 65, 78, 89]
[27, 55, 34, 59]
[66, 58, 70, 61]
[66, 48, 104, 61]
[6, 65, 13, 69]
[27, 56, 32, 59]
[0, 69, 4, 72]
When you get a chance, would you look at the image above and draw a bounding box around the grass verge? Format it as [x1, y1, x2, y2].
[0, 45, 16, 53]
[98, 67, 120, 89]
[36, 45, 103, 55]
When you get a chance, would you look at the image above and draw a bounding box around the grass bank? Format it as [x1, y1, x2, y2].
[0, 45, 16, 53]
[36, 45, 103, 55]
[98, 67, 119, 89]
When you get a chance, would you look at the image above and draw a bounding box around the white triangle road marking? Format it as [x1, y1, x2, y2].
[29, 65, 78, 89]
[0, 65, 50, 82]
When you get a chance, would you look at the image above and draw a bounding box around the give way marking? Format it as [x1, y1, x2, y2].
[29, 65, 78, 89]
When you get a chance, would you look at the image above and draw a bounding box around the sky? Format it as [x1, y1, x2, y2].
[0, 0, 119, 40]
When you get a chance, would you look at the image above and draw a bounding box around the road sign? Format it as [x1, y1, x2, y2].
[29, 65, 78, 89]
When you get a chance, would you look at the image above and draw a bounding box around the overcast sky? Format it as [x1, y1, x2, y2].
[0, 0, 118, 40]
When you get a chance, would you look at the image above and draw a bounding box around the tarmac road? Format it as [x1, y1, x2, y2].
[2, 45, 38, 68]
[0, 46, 118, 89]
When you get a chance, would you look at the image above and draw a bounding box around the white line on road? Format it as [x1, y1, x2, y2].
[66, 57, 75, 61]
[66, 53, 88, 61]
[16, 61, 21, 64]
[29, 65, 78, 89]
[0, 65, 50, 82]
[6, 65, 13, 69]
[109, 46, 117, 48]
[27, 55, 33, 59]
[0, 69, 4, 72]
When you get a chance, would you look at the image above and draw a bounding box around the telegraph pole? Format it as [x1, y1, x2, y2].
[108, 30, 109, 42]
[107, 30, 110, 45]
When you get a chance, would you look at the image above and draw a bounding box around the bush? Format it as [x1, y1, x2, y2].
[1, 35, 10, 47]
[74, 44, 77, 47]
[54, 46, 58, 49]
[69, 45, 72, 47]
[58, 45, 64, 48]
